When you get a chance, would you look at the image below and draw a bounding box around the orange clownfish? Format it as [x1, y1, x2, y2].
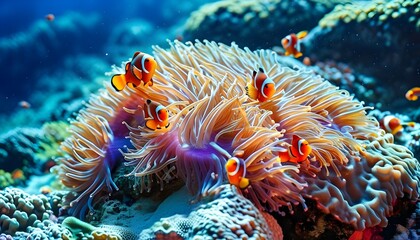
[45, 14, 55, 21]
[245, 68, 276, 102]
[19, 100, 31, 109]
[111, 51, 157, 91]
[144, 99, 170, 130]
[281, 31, 308, 58]
[405, 87, 420, 101]
[279, 135, 312, 163]
[225, 157, 250, 189]
[379, 115, 415, 136]
[11, 169, 24, 180]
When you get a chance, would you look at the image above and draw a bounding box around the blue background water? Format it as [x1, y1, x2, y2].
[0, 0, 214, 118]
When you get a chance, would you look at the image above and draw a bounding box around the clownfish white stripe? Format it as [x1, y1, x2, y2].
[155, 105, 165, 122]
[298, 139, 305, 156]
[229, 157, 241, 176]
[253, 71, 259, 90]
[382, 115, 394, 133]
[260, 77, 275, 98]
[284, 35, 292, 48]
[147, 103, 153, 120]
[141, 54, 153, 74]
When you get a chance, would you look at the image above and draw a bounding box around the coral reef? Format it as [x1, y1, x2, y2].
[0, 170, 15, 189]
[35, 121, 71, 171]
[183, 0, 345, 49]
[139, 184, 280, 239]
[0, 122, 71, 190]
[0, 128, 42, 174]
[369, 109, 420, 158]
[59, 40, 420, 234]
[306, 0, 420, 111]
[303, 133, 419, 229]
[61, 217, 136, 240]
[0, 188, 55, 235]
[309, 61, 386, 109]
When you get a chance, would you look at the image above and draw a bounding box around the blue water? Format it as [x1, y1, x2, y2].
[0, 0, 215, 119]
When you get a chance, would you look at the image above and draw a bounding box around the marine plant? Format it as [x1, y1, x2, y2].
[59, 40, 420, 231]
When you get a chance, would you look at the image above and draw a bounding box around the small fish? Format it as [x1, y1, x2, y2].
[279, 135, 312, 163]
[43, 159, 57, 173]
[225, 157, 250, 189]
[19, 100, 31, 109]
[281, 31, 308, 58]
[144, 99, 170, 130]
[175, 34, 184, 41]
[111, 51, 157, 91]
[40, 186, 52, 195]
[245, 68, 276, 102]
[379, 115, 415, 136]
[45, 14, 55, 21]
[405, 87, 420, 101]
[11, 169, 24, 180]
[303, 56, 311, 66]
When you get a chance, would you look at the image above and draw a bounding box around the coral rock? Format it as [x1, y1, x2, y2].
[139, 184, 278, 239]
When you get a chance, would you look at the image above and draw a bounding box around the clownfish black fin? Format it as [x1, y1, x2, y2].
[132, 51, 141, 59]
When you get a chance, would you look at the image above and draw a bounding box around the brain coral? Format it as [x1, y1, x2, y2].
[139, 184, 281, 239]
[60, 40, 420, 231]
[183, 0, 347, 49]
[0, 188, 54, 235]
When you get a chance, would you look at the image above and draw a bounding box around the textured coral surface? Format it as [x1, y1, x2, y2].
[139, 184, 280, 239]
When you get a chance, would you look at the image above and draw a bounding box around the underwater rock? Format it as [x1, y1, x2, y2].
[309, 60, 386, 109]
[0, 128, 42, 174]
[306, 0, 420, 111]
[61, 216, 137, 240]
[183, 0, 346, 49]
[0, 122, 73, 189]
[139, 184, 281, 239]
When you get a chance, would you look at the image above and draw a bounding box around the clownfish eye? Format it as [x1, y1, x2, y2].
[264, 85, 268, 88]
[145, 59, 150, 62]
[158, 110, 161, 114]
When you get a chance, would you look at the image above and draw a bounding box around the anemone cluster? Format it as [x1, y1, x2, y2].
[59, 40, 420, 233]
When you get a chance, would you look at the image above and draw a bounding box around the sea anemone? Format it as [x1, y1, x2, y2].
[59, 84, 147, 218]
[122, 40, 419, 229]
[60, 40, 419, 230]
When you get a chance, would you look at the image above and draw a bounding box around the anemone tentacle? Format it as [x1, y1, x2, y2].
[59, 83, 149, 218]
